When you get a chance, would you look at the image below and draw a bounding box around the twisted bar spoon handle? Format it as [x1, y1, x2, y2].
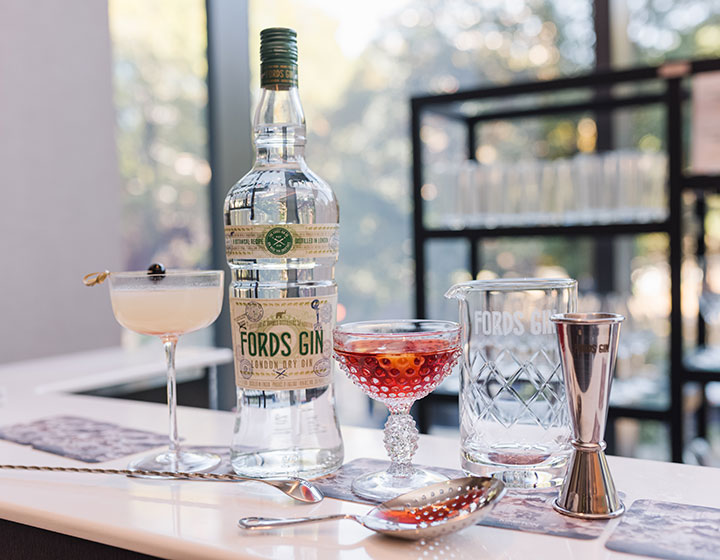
[0, 464, 323, 503]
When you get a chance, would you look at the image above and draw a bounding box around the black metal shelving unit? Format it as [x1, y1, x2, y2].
[411, 58, 720, 463]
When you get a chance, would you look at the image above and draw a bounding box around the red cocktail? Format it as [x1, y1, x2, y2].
[334, 320, 461, 501]
[335, 339, 459, 409]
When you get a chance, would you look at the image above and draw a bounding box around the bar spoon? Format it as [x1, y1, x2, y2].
[0, 464, 323, 504]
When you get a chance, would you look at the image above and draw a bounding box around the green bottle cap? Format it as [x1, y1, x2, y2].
[260, 27, 298, 89]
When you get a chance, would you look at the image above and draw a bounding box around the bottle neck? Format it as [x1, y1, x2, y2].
[253, 87, 306, 165]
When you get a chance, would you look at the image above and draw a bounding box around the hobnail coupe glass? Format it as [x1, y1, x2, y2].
[333, 320, 461, 501]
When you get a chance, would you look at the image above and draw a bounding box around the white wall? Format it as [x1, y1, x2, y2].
[0, 0, 122, 362]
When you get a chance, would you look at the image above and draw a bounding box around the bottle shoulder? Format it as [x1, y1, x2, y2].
[224, 164, 338, 222]
[230, 160, 333, 189]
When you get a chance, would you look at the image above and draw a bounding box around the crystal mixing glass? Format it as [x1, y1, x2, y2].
[445, 278, 577, 488]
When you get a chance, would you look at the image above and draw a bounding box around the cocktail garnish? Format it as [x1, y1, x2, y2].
[83, 270, 110, 286]
[147, 262, 166, 281]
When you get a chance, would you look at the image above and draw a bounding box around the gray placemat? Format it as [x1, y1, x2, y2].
[606, 500, 720, 560]
[0, 415, 167, 463]
[315, 458, 607, 540]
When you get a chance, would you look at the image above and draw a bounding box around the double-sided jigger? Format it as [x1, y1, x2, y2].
[550, 312, 625, 519]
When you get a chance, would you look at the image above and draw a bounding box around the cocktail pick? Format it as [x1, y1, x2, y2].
[83, 270, 111, 286]
[83, 263, 166, 287]
[550, 312, 625, 519]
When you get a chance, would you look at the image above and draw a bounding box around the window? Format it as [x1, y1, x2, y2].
[110, 0, 211, 273]
[109, 0, 212, 346]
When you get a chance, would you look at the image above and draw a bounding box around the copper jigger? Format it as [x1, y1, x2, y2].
[550, 312, 625, 519]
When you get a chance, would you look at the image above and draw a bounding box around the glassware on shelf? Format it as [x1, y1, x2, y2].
[700, 261, 720, 327]
[571, 153, 600, 224]
[554, 158, 575, 225]
[637, 151, 668, 222]
[426, 161, 464, 229]
[333, 320, 461, 501]
[433, 150, 669, 230]
[604, 293, 655, 367]
[616, 149, 640, 222]
[598, 151, 621, 223]
[577, 290, 664, 409]
[446, 278, 577, 489]
[539, 158, 559, 224]
[481, 162, 505, 228]
[695, 255, 720, 367]
[503, 164, 524, 227]
[107, 269, 224, 473]
[518, 159, 542, 225]
[455, 159, 480, 228]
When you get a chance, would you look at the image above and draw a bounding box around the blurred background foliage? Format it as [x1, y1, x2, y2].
[109, 0, 211, 272]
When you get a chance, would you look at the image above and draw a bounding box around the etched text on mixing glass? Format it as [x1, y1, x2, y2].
[474, 309, 557, 336]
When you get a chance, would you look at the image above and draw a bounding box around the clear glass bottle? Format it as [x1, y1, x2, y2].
[224, 28, 343, 479]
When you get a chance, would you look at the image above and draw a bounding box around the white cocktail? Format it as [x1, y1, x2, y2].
[111, 286, 222, 337]
[108, 269, 224, 473]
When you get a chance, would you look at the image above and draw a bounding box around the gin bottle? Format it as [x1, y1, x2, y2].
[224, 28, 343, 478]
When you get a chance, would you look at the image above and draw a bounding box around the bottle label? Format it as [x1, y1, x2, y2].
[261, 62, 298, 89]
[230, 295, 336, 390]
[225, 224, 339, 259]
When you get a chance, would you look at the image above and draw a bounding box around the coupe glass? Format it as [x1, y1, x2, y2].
[333, 320, 461, 501]
[108, 270, 224, 473]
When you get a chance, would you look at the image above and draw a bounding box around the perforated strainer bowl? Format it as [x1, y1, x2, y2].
[238, 476, 506, 540]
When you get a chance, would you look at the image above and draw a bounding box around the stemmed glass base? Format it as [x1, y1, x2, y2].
[129, 449, 221, 474]
[352, 410, 448, 502]
[127, 335, 220, 475]
[352, 466, 447, 502]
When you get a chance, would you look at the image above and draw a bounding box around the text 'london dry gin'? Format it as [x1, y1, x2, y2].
[224, 28, 343, 478]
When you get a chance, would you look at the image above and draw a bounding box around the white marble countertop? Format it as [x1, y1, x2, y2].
[0, 359, 718, 559]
